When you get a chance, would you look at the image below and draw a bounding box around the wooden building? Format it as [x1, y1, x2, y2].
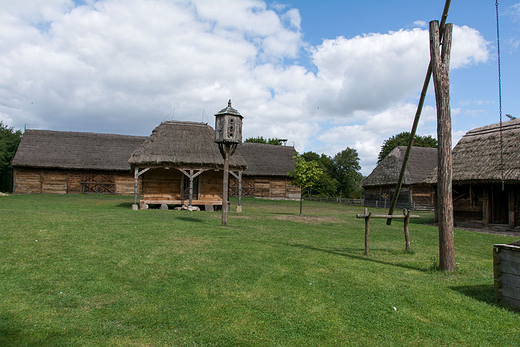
[426, 119, 520, 228]
[231, 143, 301, 199]
[12, 130, 146, 194]
[362, 146, 437, 210]
[128, 121, 247, 210]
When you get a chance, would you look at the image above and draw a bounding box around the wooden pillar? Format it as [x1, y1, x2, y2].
[483, 188, 490, 226]
[133, 167, 139, 209]
[509, 187, 515, 229]
[237, 171, 242, 212]
[430, 20, 454, 272]
[222, 144, 230, 225]
[403, 209, 411, 252]
[189, 169, 194, 207]
[364, 208, 371, 256]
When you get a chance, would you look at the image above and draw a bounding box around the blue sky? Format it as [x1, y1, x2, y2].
[1, 0, 519, 175]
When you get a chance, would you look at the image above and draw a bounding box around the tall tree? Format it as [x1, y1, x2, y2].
[378, 132, 437, 164]
[288, 154, 323, 216]
[0, 122, 22, 192]
[330, 148, 363, 198]
[301, 152, 338, 197]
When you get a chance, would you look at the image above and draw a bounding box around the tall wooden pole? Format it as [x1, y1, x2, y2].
[387, 0, 451, 225]
[222, 144, 230, 225]
[430, 20, 454, 272]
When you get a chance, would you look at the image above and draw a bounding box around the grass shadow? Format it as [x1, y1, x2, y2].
[117, 202, 134, 209]
[450, 284, 501, 307]
[175, 216, 205, 223]
[284, 242, 428, 273]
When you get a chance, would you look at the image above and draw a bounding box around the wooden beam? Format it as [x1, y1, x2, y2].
[430, 20, 454, 272]
[356, 214, 419, 219]
[387, 0, 452, 224]
[364, 208, 371, 256]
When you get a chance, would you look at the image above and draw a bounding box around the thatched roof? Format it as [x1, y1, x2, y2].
[236, 143, 296, 177]
[362, 146, 437, 187]
[128, 121, 247, 170]
[426, 118, 520, 184]
[12, 130, 146, 171]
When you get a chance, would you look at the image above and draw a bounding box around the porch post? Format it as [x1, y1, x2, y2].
[132, 167, 139, 210]
[189, 169, 194, 206]
[509, 187, 515, 229]
[483, 188, 490, 226]
[237, 171, 243, 212]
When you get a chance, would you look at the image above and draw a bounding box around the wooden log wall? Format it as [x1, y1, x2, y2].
[494, 243, 520, 310]
[230, 176, 300, 199]
[142, 168, 182, 200]
[141, 168, 223, 203]
[13, 168, 139, 195]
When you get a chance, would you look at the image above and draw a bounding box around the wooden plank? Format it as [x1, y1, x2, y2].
[500, 295, 520, 310]
[499, 260, 520, 276]
[356, 214, 420, 219]
[500, 273, 520, 289]
[496, 248, 520, 264]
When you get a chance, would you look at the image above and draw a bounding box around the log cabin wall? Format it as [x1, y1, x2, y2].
[13, 168, 140, 195]
[230, 176, 300, 199]
[140, 168, 223, 205]
[199, 170, 222, 202]
[142, 168, 182, 200]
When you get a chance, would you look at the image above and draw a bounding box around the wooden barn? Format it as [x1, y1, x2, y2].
[362, 146, 437, 210]
[128, 121, 247, 210]
[426, 119, 520, 228]
[11, 130, 146, 194]
[231, 143, 301, 199]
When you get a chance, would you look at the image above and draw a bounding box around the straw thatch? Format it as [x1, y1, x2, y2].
[236, 143, 296, 177]
[425, 118, 520, 184]
[12, 130, 146, 171]
[128, 121, 247, 170]
[362, 146, 438, 187]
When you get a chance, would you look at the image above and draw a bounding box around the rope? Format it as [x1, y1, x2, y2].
[496, 0, 505, 189]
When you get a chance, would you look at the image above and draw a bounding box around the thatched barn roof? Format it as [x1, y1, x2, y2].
[128, 121, 247, 170]
[362, 146, 437, 187]
[236, 143, 296, 177]
[425, 118, 520, 184]
[12, 130, 146, 171]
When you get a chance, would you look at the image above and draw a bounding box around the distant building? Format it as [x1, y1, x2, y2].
[233, 143, 301, 200]
[12, 130, 146, 194]
[425, 119, 520, 228]
[362, 146, 437, 210]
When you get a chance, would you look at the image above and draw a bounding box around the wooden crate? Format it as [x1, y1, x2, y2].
[493, 241, 520, 310]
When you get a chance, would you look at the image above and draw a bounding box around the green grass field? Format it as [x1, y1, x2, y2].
[0, 194, 518, 346]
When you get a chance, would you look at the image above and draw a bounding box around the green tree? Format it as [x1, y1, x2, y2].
[245, 136, 284, 145]
[0, 122, 22, 192]
[378, 132, 438, 164]
[301, 151, 338, 197]
[288, 154, 323, 216]
[330, 148, 363, 198]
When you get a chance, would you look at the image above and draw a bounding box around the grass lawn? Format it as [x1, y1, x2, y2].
[0, 194, 518, 346]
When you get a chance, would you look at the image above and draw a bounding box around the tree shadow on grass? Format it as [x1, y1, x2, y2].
[175, 216, 205, 223]
[117, 202, 134, 209]
[450, 284, 501, 307]
[284, 242, 428, 273]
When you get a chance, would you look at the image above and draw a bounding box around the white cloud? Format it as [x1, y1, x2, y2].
[0, 0, 492, 175]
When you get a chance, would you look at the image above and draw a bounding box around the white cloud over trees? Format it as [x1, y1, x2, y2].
[0, 0, 491, 174]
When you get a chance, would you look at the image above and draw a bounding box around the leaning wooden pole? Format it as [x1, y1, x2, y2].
[430, 20, 454, 272]
[387, 0, 451, 225]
